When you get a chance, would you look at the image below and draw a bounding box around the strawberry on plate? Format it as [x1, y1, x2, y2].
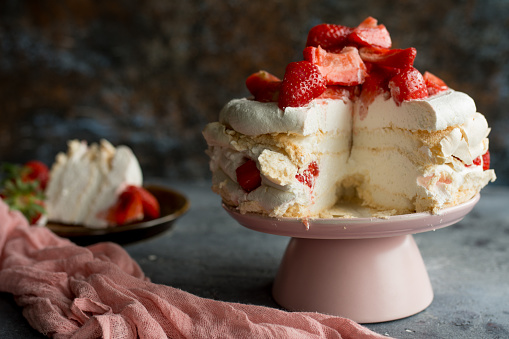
[278, 61, 327, 110]
[124, 185, 161, 220]
[106, 188, 144, 226]
[246, 70, 281, 103]
[1, 161, 48, 225]
[1, 177, 46, 225]
[105, 185, 161, 226]
[236, 159, 261, 193]
[388, 67, 428, 105]
[303, 46, 367, 86]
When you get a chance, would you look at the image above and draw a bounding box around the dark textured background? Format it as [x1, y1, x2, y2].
[1, 0, 508, 184]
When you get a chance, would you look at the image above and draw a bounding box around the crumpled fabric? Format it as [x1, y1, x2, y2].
[0, 199, 388, 339]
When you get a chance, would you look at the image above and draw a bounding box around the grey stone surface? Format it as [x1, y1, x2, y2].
[0, 181, 508, 338]
[1, 0, 508, 184]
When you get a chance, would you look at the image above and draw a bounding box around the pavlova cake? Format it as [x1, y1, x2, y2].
[203, 17, 496, 218]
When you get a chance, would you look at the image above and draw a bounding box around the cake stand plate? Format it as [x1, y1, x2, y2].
[223, 195, 479, 323]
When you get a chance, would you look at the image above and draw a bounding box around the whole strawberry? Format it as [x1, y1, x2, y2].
[1, 177, 46, 225]
[1, 161, 49, 225]
[278, 61, 326, 110]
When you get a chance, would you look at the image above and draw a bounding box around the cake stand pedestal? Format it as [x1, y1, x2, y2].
[223, 195, 479, 323]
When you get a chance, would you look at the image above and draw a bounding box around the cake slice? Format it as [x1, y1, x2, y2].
[45, 139, 145, 228]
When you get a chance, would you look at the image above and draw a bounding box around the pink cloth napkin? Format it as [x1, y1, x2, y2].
[0, 200, 389, 339]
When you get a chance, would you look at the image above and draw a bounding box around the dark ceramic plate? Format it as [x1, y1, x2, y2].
[46, 184, 190, 246]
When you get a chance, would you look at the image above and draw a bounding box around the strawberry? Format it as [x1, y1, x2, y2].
[317, 85, 357, 101]
[359, 46, 416, 69]
[358, 66, 398, 119]
[357, 16, 379, 28]
[246, 70, 281, 102]
[348, 17, 392, 49]
[1, 162, 48, 225]
[482, 150, 490, 171]
[423, 71, 449, 96]
[22, 160, 50, 190]
[388, 67, 428, 105]
[303, 46, 367, 86]
[1, 177, 46, 225]
[305, 23, 352, 53]
[124, 185, 160, 219]
[295, 161, 319, 189]
[106, 188, 144, 226]
[466, 150, 490, 171]
[236, 159, 261, 193]
[278, 61, 327, 110]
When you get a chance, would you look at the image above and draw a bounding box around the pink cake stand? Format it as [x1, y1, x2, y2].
[223, 195, 480, 323]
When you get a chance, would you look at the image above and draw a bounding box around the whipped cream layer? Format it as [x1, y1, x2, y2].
[355, 90, 477, 131]
[46, 139, 142, 228]
[220, 98, 352, 136]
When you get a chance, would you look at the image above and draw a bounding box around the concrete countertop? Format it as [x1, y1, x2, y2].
[0, 181, 508, 338]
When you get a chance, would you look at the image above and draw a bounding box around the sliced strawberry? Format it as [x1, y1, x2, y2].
[423, 71, 448, 96]
[357, 17, 379, 28]
[359, 46, 416, 69]
[278, 61, 327, 110]
[388, 67, 428, 105]
[124, 185, 160, 220]
[245, 70, 281, 103]
[358, 66, 397, 119]
[305, 23, 352, 53]
[303, 46, 367, 86]
[348, 17, 391, 49]
[236, 159, 261, 193]
[106, 189, 143, 225]
[295, 161, 319, 189]
[482, 150, 490, 171]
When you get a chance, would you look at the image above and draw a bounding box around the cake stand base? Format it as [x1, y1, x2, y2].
[272, 235, 433, 323]
[223, 195, 479, 323]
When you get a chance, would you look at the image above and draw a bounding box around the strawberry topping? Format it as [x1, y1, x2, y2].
[236, 159, 262, 193]
[348, 17, 391, 49]
[278, 61, 327, 110]
[246, 70, 281, 102]
[244, 17, 457, 113]
[359, 46, 416, 69]
[303, 46, 367, 86]
[305, 23, 352, 53]
[388, 67, 428, 105]
[423, 71, 449, 96]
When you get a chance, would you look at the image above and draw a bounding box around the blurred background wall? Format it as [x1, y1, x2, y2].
[1, 0, 508, 184]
